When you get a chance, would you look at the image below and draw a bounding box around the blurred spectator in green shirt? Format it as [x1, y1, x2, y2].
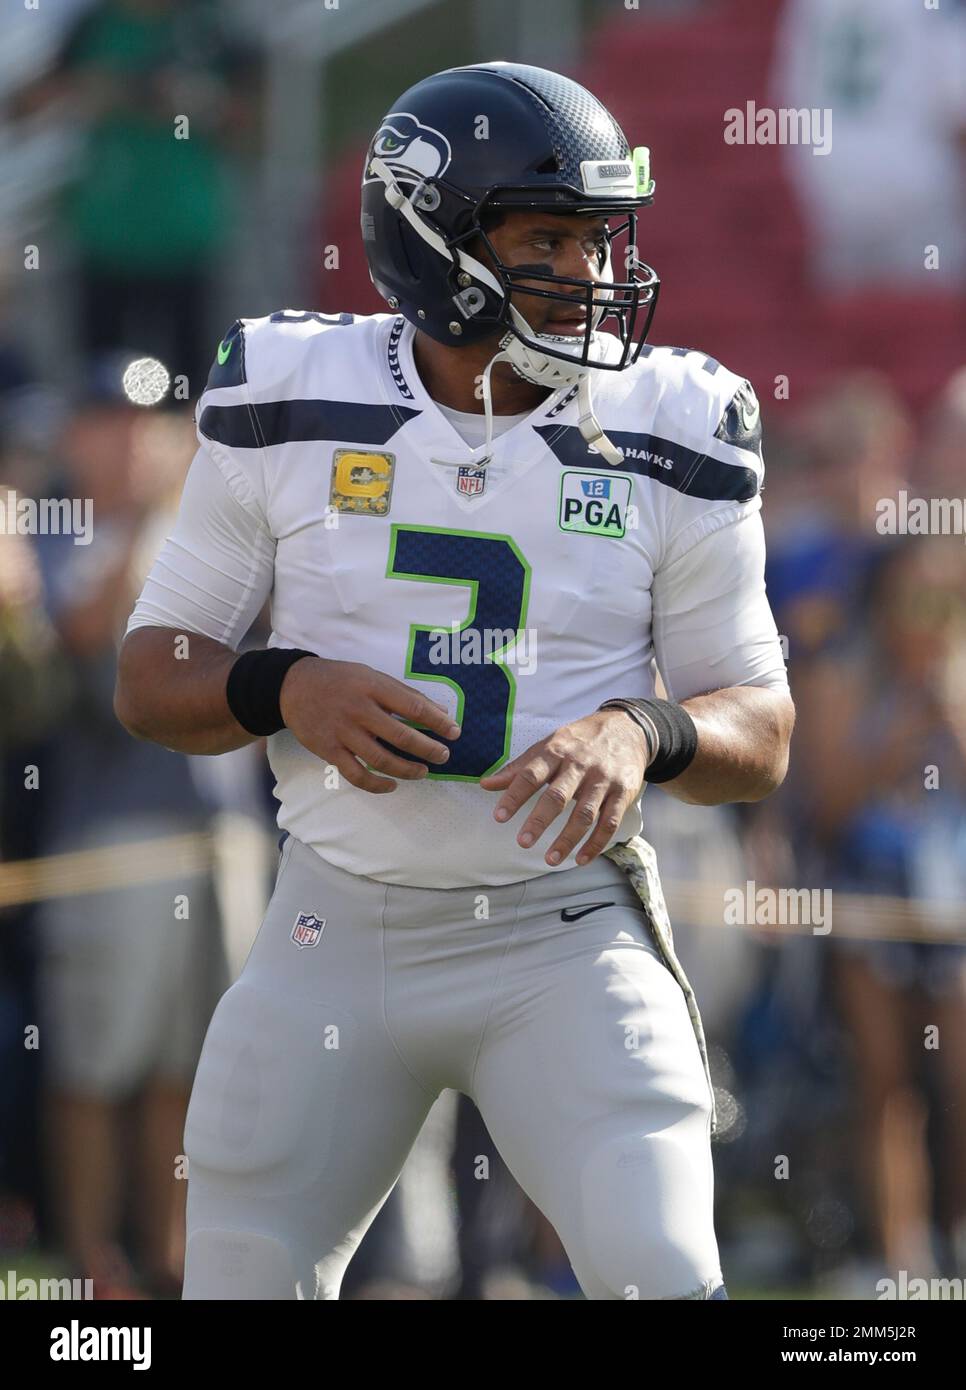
[53, 0, 257, 391]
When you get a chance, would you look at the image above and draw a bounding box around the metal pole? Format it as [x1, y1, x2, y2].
[263, 27, 322, 305]
[261, 0, 446, 307]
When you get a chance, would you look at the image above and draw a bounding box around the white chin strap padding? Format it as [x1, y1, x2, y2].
[502, 307, 624, 466]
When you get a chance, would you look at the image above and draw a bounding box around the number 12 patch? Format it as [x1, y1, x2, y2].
[558, 472, 631, 537]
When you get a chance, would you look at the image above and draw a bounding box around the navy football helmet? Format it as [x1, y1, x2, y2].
[360, 62, 660, 463]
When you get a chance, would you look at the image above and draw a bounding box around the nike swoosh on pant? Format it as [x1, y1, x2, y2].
[560, 901, 616, 923]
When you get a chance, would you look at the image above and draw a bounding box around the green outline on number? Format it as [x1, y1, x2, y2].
[385, 523, 532, 783]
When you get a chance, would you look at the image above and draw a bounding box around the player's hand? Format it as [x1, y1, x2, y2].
[279, 657, 461, 794]
[480, 709, 650, 866]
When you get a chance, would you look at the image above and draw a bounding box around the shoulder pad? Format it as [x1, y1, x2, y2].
[197, 311, 410, 454]
[203, 310, 356, 393]
[713, 378, 762, 458]
[204, 319, 247, 391]
[632, 345, 765, 499]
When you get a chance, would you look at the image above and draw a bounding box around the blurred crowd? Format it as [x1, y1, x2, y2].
[775, 0, 966, 287]
[719, 373, 966, 1294]
[0, 0, 964, 1299]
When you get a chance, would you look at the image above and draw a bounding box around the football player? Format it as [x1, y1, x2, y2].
[115, 62, 793, 1300]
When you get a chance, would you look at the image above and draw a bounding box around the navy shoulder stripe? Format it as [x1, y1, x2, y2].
[205, 321, 247, 391]
[199, 399, 421, 449]
[534, 424, 758, 501]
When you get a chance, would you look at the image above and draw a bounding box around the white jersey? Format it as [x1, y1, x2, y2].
[127, 310, 788, 887]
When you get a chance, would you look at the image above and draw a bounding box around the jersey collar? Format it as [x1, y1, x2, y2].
[380, 315, 579, 443]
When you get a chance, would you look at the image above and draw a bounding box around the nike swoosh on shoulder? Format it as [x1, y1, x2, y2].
[738, 397, 760, 431]
[560, 901, 616, 922]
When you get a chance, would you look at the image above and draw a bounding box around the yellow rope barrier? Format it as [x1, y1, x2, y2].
[0, 833, 215, 908]
[0, 833, 962, 943]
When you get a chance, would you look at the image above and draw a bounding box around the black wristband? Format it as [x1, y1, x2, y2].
[226, 647, 315, 736]
[599, 697, 698, 784]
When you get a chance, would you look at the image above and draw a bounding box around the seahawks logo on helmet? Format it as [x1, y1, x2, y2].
[365, 112, 452, 185]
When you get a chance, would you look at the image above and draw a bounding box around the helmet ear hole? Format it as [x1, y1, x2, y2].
[533, 155, 559, 174]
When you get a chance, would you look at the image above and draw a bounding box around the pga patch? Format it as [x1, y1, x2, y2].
[291, 911, 326, 950]
[558, 472, 631, 537]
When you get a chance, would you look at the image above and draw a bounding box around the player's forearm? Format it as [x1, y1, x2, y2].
[661, 686, 795, 806]
[114, 626, 257, 755]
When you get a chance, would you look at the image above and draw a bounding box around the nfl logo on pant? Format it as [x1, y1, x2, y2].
[291, 912, 326, 949]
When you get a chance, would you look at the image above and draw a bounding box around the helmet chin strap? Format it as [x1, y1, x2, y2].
[369, 155, 624, 469]
[499, 305, 624, 466]
[430, 349, 507, 471]
[432, 340, 623, 473]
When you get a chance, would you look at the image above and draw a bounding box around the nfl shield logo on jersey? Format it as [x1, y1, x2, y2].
[457, 466, 486, 497]
[291, 911, 326, 950]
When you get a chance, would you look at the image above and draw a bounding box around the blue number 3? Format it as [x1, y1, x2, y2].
[384, 525, 532, 780]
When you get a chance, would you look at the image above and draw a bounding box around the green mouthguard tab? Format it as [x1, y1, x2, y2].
[632, 146, 654, 197]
